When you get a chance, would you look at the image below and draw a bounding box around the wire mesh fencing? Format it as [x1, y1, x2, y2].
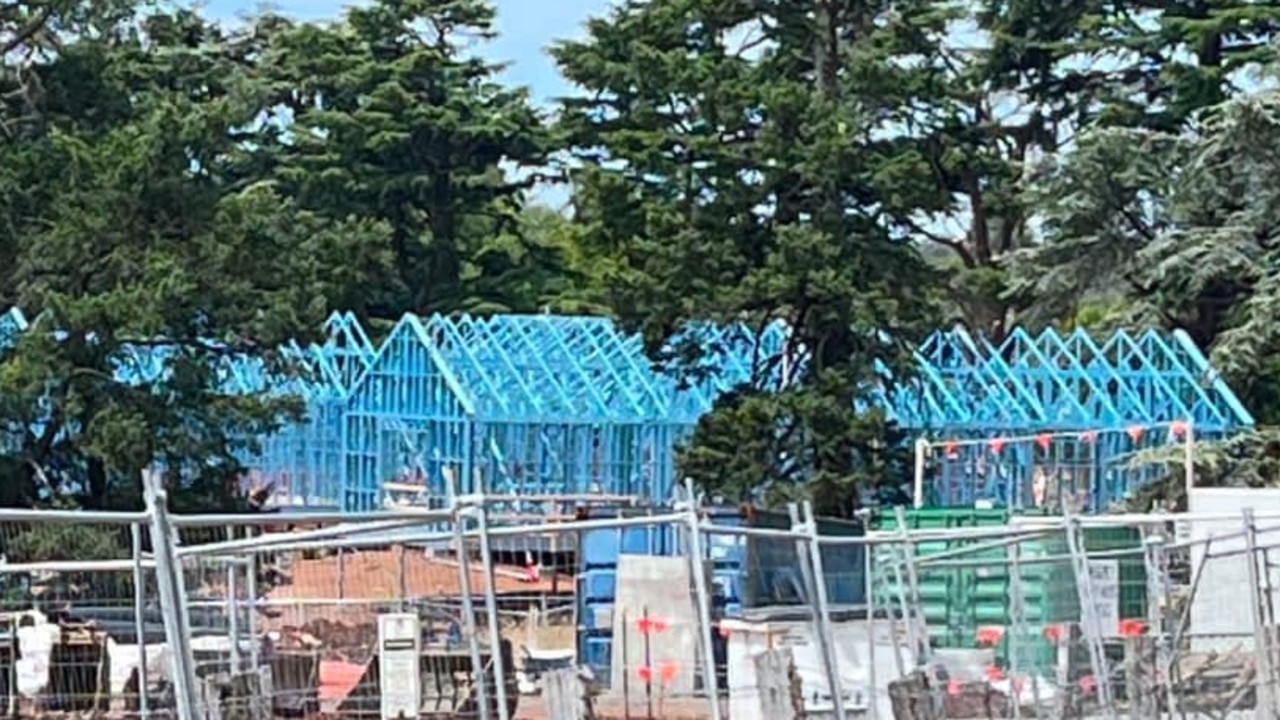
[1177, 507, 1280, 720]
[170, 511, 506, 720]
[870, 518, 1146, 718]
[0, 511, 158, 717]
[162, 504, 725, 720]
[76, 489, 1280, 720]
[864, 511, 1280, 720]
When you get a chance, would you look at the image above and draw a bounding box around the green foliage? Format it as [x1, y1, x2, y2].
[886, 0, 1280, 335]
[552, 0, 941, 515]
[1, 0, 1280, 520]
[0, 7, 390, 509]
[1, 523, 132, 607]
[5, 523, 123, 564]
[260, 0, 564, 317]
[0, 0, 591, 515]
[1125, 426, 1280, 512]
[1013, 89, 1280, 424]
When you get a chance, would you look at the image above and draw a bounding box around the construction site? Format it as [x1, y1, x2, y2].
[5, 497, 1280, 720]
[0, 309, 1271, 720]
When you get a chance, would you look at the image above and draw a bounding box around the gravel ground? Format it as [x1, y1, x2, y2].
[515, 693, 718, 719]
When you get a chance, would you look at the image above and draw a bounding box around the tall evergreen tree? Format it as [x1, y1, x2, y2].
[553, 0, 944, 515]
[0, 9, 388, 509]
[260, 0, 568, 318]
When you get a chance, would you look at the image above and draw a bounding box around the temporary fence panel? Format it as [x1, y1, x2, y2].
[172, 512, 530, 720]
[863, 511, 1280, 720]
[873, 509, 1147, 661]
[575, 508, 729, 687]
[874, 507, 1021, 650]
[0, 511, 155, 717]
[669, 508, 750, 617]
[695, 508, 867, 611]
[164, 505, 723, 720]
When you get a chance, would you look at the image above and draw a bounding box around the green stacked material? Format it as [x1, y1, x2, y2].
[871, 508, 1147, 674]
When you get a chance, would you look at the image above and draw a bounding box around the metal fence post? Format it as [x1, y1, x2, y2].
[1064, 514, 1116, 720]
[891, 506, 926, 668]
[788, 504, 841, 719]
[244, 526, 263, 720]
[1006, 539, 1027, 720]
[864, 534, 880, 720]
[471, 497, 512, 720]
[225, 525, 243, 674]
[1143, 531, 1178, 719]
[142, 469, 199, 720]
[798, 502, 847, 720]
[1244, 508, 1275, 720]
[245, 528, 260, 679]
[451, 492, 491, 720]
[131, 522, 151, 718]
[678, 481, 723, 720]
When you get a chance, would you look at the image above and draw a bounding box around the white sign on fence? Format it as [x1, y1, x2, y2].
[1086, 559, 1120, 637]
[378, 612, 422, 720]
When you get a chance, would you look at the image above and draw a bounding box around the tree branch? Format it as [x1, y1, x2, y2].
[2, 4, 53, 56]
[906, 219, 977, 268]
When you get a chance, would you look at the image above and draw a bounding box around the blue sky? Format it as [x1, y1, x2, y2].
[200, 0, 612, 106]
